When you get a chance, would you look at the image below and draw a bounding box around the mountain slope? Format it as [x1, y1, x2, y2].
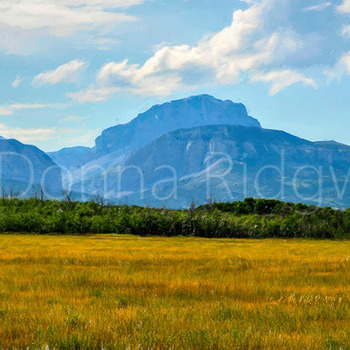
[49, 146, 95, 172]
[57, 95, 350, 208]
[97, 125, 350, 208]
[67, 94, 261, 191]
[0, 138, 63, 196]
[95, 94, 261, 156]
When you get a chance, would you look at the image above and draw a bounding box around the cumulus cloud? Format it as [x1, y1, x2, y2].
[338, 0, 350, 13]
[342, 25, 350, 38]
[71, 0, 315, 100]
[324, 51, 350, 80]
[33, 60, 87, 86]
[251, 70, 317, 95]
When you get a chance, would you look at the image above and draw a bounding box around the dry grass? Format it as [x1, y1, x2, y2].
[0, 235, 350, 349]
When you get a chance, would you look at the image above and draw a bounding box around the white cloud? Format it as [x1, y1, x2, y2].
[0, 0, 145, 53]
[62, 115, 90, 123]
[86, 37, 120, 50]
[59, 0, 145, 9]
[251, 70, 317, 95]
[324, 51, 350, 80]
[342, 25, 350, 38]
[56, 127, 99, 147]
[0, 123, 56, 142]
[0, 103, 53, 116]
[338, 0, 350, 13]
[0, 123, 99, 148]
[10, 103, 52, 110]
[33, 60, 87, 86]
[12, 75, 22, 88]
[303, 2, 332, 12]
[84, 0, 316, 98]
[66, 85, 121, 103]
[0, 107, 13, 116]
[0, 0, 142, 33]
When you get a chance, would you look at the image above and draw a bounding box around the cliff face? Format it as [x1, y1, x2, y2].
[69, 124, 350, 208]
[45, 94, 350, 208]
[95, 94, 261, 155]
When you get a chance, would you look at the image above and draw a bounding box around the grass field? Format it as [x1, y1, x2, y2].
[0, 235, 350, 349]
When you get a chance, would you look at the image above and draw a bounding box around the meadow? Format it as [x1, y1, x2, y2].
[0, 235, 349, 349]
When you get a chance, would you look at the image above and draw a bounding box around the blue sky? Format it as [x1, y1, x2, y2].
[0, 0, 350, 151]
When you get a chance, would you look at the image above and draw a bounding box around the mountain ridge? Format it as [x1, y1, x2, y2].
[4, 94, 349, 208]
[94, 94, 261, 156]
[0, 138, 63, 196]
[116, 124, 350, 208]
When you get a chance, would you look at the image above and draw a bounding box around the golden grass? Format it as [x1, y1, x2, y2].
[0, 235, 350, 349]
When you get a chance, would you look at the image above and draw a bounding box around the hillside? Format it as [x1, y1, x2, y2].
[72, 124, 350, 208]
[48, 146, 95, 173]
[0, 138, 63, 197]
[95, 94, 261, 156]
[25, 94, 350, 209]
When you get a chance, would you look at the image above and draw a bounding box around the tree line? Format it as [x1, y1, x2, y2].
[0, 197, 348, 239]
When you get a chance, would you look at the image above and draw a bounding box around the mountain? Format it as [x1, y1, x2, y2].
[52, 95, 260, 174]
[48, 94, 350, 208]
[95, 94, 261, 156]
[0, 138, 63, 197]
[314, 140, 350, 150]
[65, 94, 262, 192]
[48, 146, 95, 173]
[76, 124, 350, 208]
[0, 94, 347, 208]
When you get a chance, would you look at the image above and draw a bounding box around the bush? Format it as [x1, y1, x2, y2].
[0, 197, 347, 239]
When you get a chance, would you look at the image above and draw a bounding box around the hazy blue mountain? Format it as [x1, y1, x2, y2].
[48, 94, 350, 208]
[95, 94, 261, 156]
[49, 146, 95, 172]
[313, 140, 350, 150]
[89, 125, 350, 208]
[50, 95, 260, 177]
[68, 94, 261, 192]
[0, 138, 63, 196]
